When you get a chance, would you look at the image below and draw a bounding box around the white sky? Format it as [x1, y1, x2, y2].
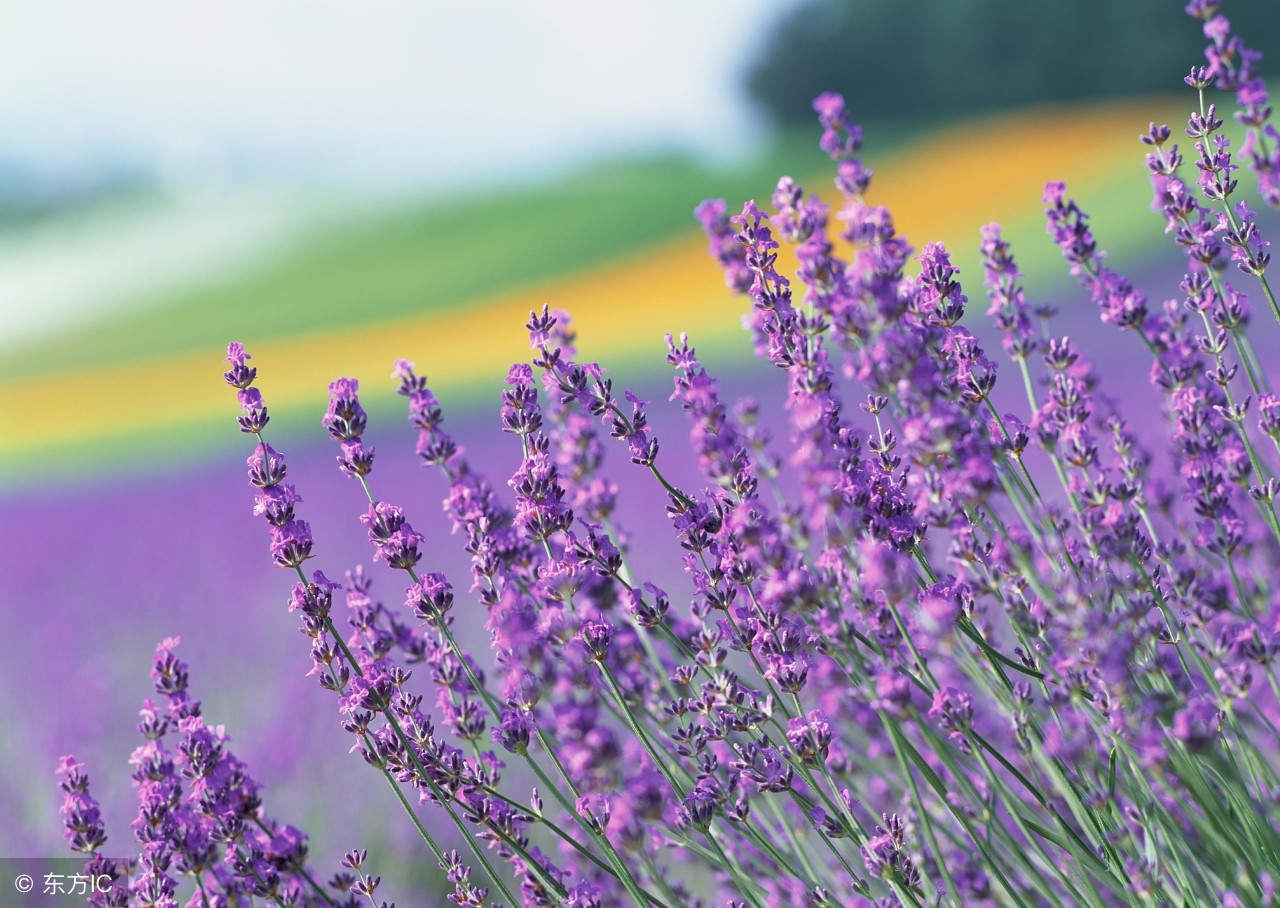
[0, 1, 802, 342]
[0, 0, 798, 191]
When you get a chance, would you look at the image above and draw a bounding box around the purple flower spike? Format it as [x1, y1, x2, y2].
[253, 483, 302, 527]
[395, 359, 460, 467]
[323, 376, 369, 441]
[1186, 6, 1280, 208]
[786, 710, 833, 766]
[929, 686, 974, 752]
[501, 363, 544, 437]
[287, 570, 338, 621]
[510, 439, 573, 544]
[625, 582, 671, 628]
[246, 441, 287, 488]
[580, 620, 614, 662]
[1046, 183, 1150, 330]
[223, 341, 256, 388]
[373, 524, 424, 571]
[813, 91, 863, 161]
[694, 199, 752, 293]
[236, 386, 270, 433]
[493, 708, 534, 755]
[56, 756, 108, 854]
[861, 815, 920, 888]
[338, 438, 376, 478]
[405, 571, 454, 623]
[980, 223, 1038, 361]
[269, 519, 315, 568]
[679, 783, 718, 832]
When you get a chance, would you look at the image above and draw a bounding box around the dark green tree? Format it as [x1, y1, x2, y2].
[746, 0, 1280, 125]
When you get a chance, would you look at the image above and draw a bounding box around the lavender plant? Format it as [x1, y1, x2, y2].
[59, 4, 1280, 906]
[57, 639, 380, 907]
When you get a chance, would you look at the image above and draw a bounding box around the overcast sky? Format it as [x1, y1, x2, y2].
[0, 1, 798, 192]
[0, 2, 805, 341]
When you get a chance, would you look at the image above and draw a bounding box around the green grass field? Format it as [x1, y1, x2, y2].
[0, 131, 846, 383]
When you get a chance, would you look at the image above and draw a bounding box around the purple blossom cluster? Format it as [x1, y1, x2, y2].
[57, 639, 371, 907]
[1186, 0, 1280, 208]
[60, 5, 1280, 907]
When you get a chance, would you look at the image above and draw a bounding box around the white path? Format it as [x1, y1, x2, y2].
[0, 191, 351, 345]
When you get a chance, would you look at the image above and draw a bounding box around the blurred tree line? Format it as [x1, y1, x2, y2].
[747, 0, 1280, 125]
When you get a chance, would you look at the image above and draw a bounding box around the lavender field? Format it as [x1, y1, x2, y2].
[2, 302, 1177, 861]
[10, 2, 1280, 907]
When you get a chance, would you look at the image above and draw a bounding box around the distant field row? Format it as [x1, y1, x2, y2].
[3, 96, 1188, 479]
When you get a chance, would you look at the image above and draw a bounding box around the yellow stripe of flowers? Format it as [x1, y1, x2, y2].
[5, 98, 1161, 456]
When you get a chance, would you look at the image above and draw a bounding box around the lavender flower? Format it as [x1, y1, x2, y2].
[1187, 5, 1280, 208]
